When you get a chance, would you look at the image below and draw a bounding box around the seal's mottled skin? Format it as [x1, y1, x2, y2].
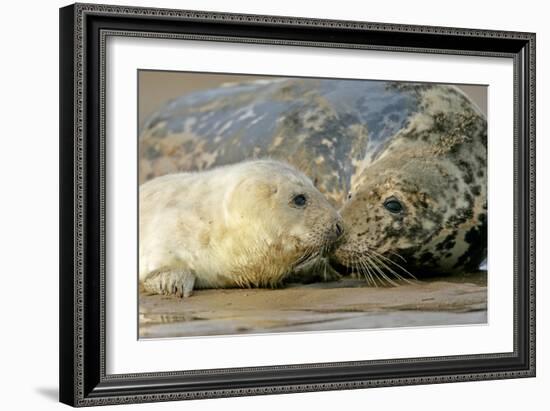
[139, 79, 403, 205]
[334, 84, 487, 276]
[140, 78, 487, 279]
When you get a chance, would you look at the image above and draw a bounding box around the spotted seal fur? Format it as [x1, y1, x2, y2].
[332, 83, 487, 280]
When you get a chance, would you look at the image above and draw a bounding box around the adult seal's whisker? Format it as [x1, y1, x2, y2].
[369, 249, 417, 283]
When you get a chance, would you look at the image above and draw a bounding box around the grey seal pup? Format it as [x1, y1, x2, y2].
[139, 159, 344, 297]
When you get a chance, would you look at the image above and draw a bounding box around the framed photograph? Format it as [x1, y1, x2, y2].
[59, 2, 535, 407]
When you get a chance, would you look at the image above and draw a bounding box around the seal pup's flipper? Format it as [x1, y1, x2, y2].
[142, 268, 196, 298]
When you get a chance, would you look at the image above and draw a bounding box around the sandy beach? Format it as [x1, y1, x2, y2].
[139, 272, 487, 338]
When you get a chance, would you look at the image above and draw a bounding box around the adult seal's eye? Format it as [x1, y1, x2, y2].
[383, 198, 403, 214]
[292, 194, 308, 208]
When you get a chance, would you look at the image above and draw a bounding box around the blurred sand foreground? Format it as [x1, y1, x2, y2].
[140, 274, 487, 338]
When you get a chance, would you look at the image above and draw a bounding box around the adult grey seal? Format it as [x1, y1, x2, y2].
[139, 160, 344, 297]
[139, 78, 486, 282]
[332, 84, 487, 280]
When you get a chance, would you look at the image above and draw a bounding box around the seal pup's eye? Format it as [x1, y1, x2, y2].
[291, 194, 308, 208]
[347, 193, 353, 200]
[383, 197, 404, 214]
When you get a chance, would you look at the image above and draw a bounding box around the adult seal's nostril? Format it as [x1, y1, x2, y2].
[335, 222, 344, 238]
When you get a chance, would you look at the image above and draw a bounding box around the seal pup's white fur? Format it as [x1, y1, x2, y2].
[139, 160, 344, 297]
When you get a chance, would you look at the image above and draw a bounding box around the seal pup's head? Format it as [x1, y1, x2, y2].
[222, 159, 344, 287]
[332, 86, 487, 283]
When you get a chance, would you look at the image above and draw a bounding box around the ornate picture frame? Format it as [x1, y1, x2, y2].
[59, 3, 535, 407]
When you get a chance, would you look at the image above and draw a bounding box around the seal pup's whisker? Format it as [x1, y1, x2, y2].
[293, 247, 319, 269]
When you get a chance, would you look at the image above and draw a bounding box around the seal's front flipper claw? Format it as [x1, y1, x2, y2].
[142, 269, 196, 299]
[176, 271, 196, 298]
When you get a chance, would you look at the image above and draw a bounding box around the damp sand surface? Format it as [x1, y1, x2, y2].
[139, 271, 487, 338]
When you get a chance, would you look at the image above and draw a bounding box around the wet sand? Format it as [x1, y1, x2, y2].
[139, 272, 487, 338]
